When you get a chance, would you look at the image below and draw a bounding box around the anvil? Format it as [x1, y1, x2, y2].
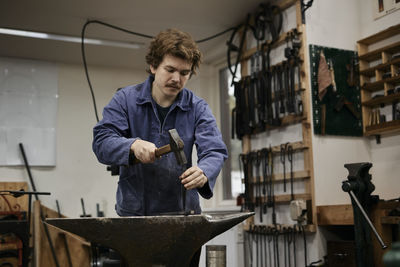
[45, 212, 254, 267]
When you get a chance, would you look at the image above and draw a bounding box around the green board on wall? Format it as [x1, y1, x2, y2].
[309, 44, 363, 136]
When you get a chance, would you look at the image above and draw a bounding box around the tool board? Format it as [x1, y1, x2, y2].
[309, 44, 363, 136]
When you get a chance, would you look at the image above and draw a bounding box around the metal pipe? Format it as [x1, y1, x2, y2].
[19, 143, 61, 267]
[348, 190, 387, 249]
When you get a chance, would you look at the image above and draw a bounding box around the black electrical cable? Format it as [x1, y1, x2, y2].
[81, 21, 100, 122]
[81, 19, 235, 122]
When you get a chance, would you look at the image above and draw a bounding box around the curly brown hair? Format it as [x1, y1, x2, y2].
[145, 28, 202, 76]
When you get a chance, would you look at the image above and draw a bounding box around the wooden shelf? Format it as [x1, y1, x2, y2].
[357, 23, 400, 46]
[317, 204, 354, 225]
[238, 0, 317, 232]
[365, 119, 400, 136]
[244, 223, 316, 233]
[359, 40, 400, 62]
[358, 24, 400, 136]
[249, 170, 311, 184]
[362, 92, 400, 107]
[254, 193, 311, 204]
[362, 75, 400, 92]
[359, 57, 400, 77]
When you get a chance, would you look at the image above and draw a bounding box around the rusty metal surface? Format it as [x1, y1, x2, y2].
[45, 212, 254, 267]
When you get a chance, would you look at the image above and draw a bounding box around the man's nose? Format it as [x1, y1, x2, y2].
[171, 71, 180, 82]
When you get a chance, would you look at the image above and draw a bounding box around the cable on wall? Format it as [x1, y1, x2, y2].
[81, 19, 235, 122]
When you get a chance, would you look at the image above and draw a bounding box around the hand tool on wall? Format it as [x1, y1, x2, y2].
[287, 145, 294, 201]
[253, 151, 262, 222]
[320, 104, 326, 135]
[269, 147, 277, 226]
[334, 95, 361, 119]
[280, 143, 287, 192]
[261, 148, 268, 216]
[227, 14, 251, 86]
[283, 227, 288, 267]
[272, 66, 282, 126]
[292, 227, 297, 267]
[273, 228, 280, 267]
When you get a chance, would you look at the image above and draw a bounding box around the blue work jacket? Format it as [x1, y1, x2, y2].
[92, 75, 228, 216]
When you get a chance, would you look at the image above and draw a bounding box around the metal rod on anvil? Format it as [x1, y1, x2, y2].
[45, 212, 254, 267]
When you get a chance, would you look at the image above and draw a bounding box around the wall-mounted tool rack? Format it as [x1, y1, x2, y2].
[357, 23, 400, 137]
[235, 0, 316, 233]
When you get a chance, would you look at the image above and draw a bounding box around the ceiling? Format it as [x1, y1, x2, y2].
[0, 0, 263, 70]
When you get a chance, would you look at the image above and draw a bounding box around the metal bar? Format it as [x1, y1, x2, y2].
[56, 200, 73, 267]
[19, 143, 61, 267]
[348, 191, 387, 249]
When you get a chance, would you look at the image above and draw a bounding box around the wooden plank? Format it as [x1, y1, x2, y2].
[248, 170, 310, 184]
[250, 171, 310, 184]
[33, 200, 91, 267]
[381, 216, 400, 225]
[34, 200, 41, 267]
[359, 57, 400, 77]
[254, 193, 311, 204]
[297, 22, 317, 226]
[365, 119, 400, 136]
[358, 40, 400, 61]
[245, 223, 316, 233]
[362, 92, 400, 107]
[370, 201, 396, 267]
[357, 23, 400, 46]
[0, 182, 28, 212]
[362, 75, 400, 92]
[317, 205, 354, 225]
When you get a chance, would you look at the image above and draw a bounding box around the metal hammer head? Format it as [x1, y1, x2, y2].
[168, 129, 187, 166]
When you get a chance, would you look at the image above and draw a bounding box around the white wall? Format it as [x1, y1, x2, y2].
[306, 0, 400, 261]
[0, 62, 147, 217]
[307, 0, 400, 208]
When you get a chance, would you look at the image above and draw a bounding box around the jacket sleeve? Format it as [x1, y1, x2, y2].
[194, 100, 228, 199]
[92, 90, 137, 166]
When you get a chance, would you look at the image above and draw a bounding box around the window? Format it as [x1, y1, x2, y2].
[219, 67, 242, 200]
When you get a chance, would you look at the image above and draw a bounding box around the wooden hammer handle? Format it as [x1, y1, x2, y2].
[131, 144, 171, 164]
[155, 144, 171, 157]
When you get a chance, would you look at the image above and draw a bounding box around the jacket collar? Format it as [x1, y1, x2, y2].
[136, 75, 190, 111]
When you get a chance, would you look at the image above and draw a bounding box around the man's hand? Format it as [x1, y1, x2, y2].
[180, 166, 208, 190]
[131, 139, 157, 163]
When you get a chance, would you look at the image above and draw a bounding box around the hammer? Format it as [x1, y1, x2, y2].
[133, 129, 188, 213]
[132, 129, 187, 165]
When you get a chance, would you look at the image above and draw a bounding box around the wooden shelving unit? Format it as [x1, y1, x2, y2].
[238, 0, 316, 231]
[357, 23, 400, 136]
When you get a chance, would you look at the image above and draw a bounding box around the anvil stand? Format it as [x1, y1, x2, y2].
[46, 212, 254, 267]
[341, 162, 387, 267]
[0, 190, 50, 267]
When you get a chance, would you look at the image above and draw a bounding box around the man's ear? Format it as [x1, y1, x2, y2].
[150, 65, 156, 74]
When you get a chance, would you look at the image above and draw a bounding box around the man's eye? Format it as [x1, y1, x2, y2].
[181, 71, 190, 76]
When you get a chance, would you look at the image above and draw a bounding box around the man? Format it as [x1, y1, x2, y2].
[92, 28, 228, 265]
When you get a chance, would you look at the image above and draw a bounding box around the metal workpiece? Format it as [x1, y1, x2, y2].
[45, 212, 254, 267]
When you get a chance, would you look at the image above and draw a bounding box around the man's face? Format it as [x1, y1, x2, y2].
[150, 54, 192, 99]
